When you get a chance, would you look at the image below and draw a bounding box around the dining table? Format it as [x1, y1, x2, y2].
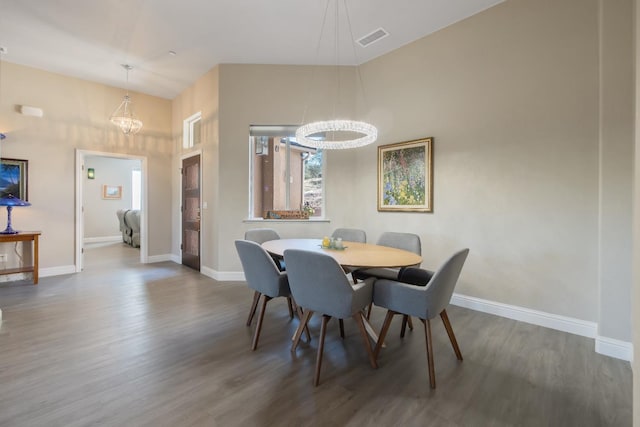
[261, 238, 422, 269]
[261, 238, 422, 345]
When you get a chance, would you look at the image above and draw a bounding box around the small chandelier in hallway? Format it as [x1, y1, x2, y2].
[110, 64, 143, 135]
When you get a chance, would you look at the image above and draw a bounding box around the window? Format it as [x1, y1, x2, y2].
[131, 169, 141, 210]
[183, 112, 202, 149]
[249, 125, 324, 219]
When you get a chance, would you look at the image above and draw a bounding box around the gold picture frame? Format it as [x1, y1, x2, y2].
[102, 185, 122, 200]
[378, 137, 433, 212]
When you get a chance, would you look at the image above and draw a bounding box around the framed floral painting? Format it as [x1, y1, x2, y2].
[378, 137, 433, 212]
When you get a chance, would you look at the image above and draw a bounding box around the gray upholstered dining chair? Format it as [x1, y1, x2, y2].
[244, 228, 281, 244]
[353, 231, 421, 281]
[372, 248, 469, 389]
[331, 228, 367, 243]
[245, 227, 286, 271]
[352, 231, 421, 319]
[283, 249, 378, 386]
[235, 239, 295, 350]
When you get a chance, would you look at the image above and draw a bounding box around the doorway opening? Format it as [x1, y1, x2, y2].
[75, 149, 148, 272]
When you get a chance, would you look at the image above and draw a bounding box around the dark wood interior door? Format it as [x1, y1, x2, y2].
[182, 155, 201, 271]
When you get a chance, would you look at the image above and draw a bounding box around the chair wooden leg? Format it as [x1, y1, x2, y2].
[251, 295, 271, 351]
[295, 305, 312, 343]
[400, 315, 408, 338]
[291, 309, 313, 352]
[423, 318, 436, 389]
[374, 310, 396, 360]
[287, 296, 294, 319]
[339, 319, 345, 338]
[353, 312, 378, 369]
[246, 291, 260, 326]
[440, 309, 463, 361]
[366, 302, 373, 320]
[314, 315, 331, 386]
[400, 315, 414, 338]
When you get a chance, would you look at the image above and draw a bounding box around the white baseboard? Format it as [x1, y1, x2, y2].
[146, 254, 176, 263]
[201, 266, 244, 281]
[40, 265, 76, 278]
[84, 236, 122, 244]
[451, 293, 598, 338]
[451, 293, 633, 362]
[595, 336, 634, 362]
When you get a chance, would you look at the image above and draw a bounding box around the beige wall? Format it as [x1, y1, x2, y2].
[360, 0, 630, 341]
[0, 62, 173, 269]
[355, 0, 604, 322]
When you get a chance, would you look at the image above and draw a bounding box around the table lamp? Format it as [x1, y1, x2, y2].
[0, 194, 31, 234]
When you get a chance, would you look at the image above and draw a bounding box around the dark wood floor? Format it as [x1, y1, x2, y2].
[0, 242, 632, 426]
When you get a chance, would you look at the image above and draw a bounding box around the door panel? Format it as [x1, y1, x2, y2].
[182, 155, 201, 271]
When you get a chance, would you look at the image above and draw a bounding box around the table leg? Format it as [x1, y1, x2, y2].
[33, 235, 39, 285]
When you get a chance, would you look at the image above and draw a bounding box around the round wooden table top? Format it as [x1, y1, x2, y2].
[261, 238, 422, 268]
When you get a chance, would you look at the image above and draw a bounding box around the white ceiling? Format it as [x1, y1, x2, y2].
[0, 0, 503, 99]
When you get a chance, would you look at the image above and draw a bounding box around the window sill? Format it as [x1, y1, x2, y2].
[243, 218, 330, 223]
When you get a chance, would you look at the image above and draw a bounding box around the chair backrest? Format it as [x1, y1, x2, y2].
[377, 232, 421, 255]
[424, 248, 469, 318]
[116, 209, 127, 231]
[235, 239, 289, 297]
[244, 228, 281, 245]
[283, 249, 355, 318]
[125, 210, 140, 233]
[331, 228, 366, 243]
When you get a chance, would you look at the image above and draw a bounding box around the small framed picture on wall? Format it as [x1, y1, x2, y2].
[102, 185, 122, 200]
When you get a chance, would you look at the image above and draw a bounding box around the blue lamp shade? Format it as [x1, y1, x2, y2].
[0, 194, 31, 234]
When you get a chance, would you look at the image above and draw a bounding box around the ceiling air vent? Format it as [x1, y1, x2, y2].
[357, 28, 389, 47]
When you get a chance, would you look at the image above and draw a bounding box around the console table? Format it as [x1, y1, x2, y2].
[0, 231, 41, 284]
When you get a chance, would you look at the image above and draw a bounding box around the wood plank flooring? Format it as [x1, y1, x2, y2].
[0, 242, 632, 426]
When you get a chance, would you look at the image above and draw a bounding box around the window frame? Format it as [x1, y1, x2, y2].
[183, 112, 202, 149]
[247, 125, 326, 220]
[131, 169, 142, 210]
